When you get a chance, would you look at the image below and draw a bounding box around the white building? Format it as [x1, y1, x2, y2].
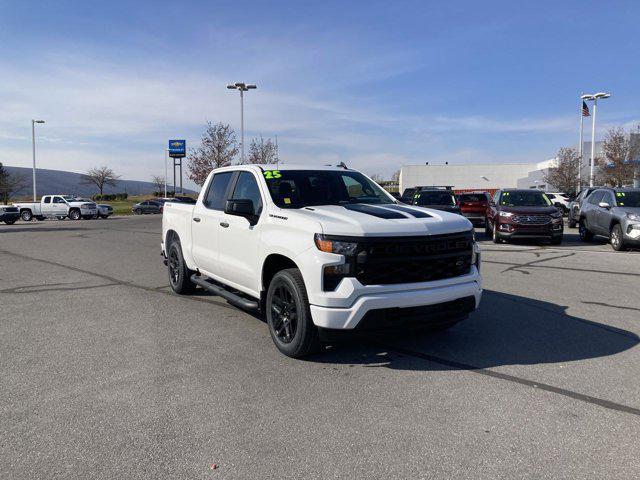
[399, 142, 603, 193]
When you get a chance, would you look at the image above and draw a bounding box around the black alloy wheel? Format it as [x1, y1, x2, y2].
[270, 283, 299, 344]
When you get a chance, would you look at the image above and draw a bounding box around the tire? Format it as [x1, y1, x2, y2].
[266, 268, 320, 358]
[167, 241, 196, 294]
[610, 224, 626, 251]
[4, 219, 16, 225]
[550, 235, 563, 245]
[578, 219, 593, 242]
[568, 217, 577, 229]
[484, 217, 492, 236]
[57, 216, 66, 221]
[134, 208, 143, 215]
[492, 221, 502, 243]
[20, 210, 33, 222]
[69, 209, 81, 221]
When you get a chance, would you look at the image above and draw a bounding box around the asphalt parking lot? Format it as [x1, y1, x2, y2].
[1, 216, 639, 479]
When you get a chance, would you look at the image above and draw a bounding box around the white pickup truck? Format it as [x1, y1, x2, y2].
[162, 164, 482, 357]
[14, 195, 98, 221]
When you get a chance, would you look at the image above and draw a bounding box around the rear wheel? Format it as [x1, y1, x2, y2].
[579, 219, 593, 242]
[4, 219, 16, 225]
[610, 224, 625, 251]
[20, 210, 33, 222]
[167, 241, 196, 294]
[266, 268, 320, 358]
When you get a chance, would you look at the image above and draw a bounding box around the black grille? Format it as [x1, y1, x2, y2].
[2, 207, 18, 213]
[513, 214, 550, 225]
[352, 232, 473, 285]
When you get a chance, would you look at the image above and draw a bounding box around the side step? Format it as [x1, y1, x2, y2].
[190, 274, 259, 311]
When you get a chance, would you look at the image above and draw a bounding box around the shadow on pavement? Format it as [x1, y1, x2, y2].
[306, 289, 639, 370]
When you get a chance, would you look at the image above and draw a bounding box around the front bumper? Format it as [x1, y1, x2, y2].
[309, 267, 482, 330]
[622, 220, 640, 243]
[496, 221, 563, 239]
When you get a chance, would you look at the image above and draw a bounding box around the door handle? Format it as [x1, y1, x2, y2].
[220, 222, 229, 228]
[193, 217, 201, 222]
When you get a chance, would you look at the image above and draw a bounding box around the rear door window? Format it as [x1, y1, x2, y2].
[43, 196, 51, 204]
[204, 172, 234, 210]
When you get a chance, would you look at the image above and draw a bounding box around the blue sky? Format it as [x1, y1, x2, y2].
[1, 0, 639, 187]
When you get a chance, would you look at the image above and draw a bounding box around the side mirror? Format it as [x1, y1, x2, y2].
[598, 202, 611, 209]
[225, 199, 257, 224]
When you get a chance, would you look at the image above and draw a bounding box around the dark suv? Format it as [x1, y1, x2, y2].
[486, 189, 563, 244]
[408, 188, 461, 214]
[567, 187, 600, 228]
[578, 187, 640, 251]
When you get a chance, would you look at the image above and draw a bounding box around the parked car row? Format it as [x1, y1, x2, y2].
[132, 196, 197, 215]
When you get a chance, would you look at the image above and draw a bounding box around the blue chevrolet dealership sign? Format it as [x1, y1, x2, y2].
[168, 139, 186, 158]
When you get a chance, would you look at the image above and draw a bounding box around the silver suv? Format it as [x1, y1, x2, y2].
[578, 188, 640, 251]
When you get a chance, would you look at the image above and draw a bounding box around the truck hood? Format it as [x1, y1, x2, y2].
[284, 203, 472, 237]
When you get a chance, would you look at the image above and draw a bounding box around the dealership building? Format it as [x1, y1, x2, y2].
[399, 142, 603, 194]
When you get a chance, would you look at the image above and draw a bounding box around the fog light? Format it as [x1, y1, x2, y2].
[499, 223, 512, 232]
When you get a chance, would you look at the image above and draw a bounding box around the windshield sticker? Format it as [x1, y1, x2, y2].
[284, 198, 291, 204]
[616, 192, 626, 197]
[263, 170, 282, 179]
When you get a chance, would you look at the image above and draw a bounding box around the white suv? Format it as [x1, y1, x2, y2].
[162, 165, 482, 357]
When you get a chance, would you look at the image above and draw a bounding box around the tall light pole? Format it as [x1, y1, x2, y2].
[226, 82, 257, 162]
[31, 119, 45, 201]
[583, 92, 611, 187]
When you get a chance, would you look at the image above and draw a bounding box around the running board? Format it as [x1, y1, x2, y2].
[190, 274, 259, 310]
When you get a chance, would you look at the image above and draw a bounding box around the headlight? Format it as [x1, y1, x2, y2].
[314, 234, 359, 255]
[550, 211, 563, 218]
[499, 211, 513, 218]
[627, 212, 640, 221]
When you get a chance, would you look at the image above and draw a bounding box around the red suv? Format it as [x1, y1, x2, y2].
[486, 189, 563, 244]
[458, 192, 490, 226]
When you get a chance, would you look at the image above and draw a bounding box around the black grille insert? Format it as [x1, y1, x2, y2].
[326, 231, 473, 287]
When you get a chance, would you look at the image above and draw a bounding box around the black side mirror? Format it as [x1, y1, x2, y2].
[225, 199, 257, 224]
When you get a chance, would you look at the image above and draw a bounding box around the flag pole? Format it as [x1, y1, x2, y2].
[578, 95, 584, 192]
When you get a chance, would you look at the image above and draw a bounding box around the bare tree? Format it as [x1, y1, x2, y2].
[596, 127, 634, 187]
[82, 166, 121, 195]
[369, 173, 384, 184]
[542, 147, 581, 195]
[187, 122, 239, 185]
[391, 170, 400, 183]
[0, 163, 29, 204]
[243, 135, 277, 165]
[151, 175, 165, 193]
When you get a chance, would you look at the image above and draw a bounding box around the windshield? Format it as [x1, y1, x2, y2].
[263, 170, 394, 208]
[415, 191, 456, 206]
[616, 191, 640, 207]
[458, 194, 486, 203]
[499, 191, 551, 207]
[63, 196, 76, 202]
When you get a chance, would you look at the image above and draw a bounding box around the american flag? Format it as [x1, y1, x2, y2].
[582, 101, 590, 117]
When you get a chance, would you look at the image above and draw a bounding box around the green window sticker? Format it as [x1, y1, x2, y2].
[616, 192, 626, 197]
[263, 170, 282, 179]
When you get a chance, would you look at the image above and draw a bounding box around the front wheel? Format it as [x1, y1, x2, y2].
[4, 219, 16, 225]
[134, 208, 143, 215]
[20, 210, 33, 222]
[568, 217, 577, 228]
[69, 209, 81, 221]
[492, 221, 502, 243]
[610, 224, 626, 251]
[167, 241, 196, 294]
[550, 235, 563, 245]
[484, 217, 492, 236]
[266, 268, 320, 358]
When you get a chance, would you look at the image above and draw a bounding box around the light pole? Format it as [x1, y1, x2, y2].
[31, 119, 45, 201]
[227, 82, 257, 162]
[583, 92, 611, 187]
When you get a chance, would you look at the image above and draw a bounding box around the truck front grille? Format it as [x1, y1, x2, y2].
[353, 231, 473, 286]
[3, 207, 19, 213]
